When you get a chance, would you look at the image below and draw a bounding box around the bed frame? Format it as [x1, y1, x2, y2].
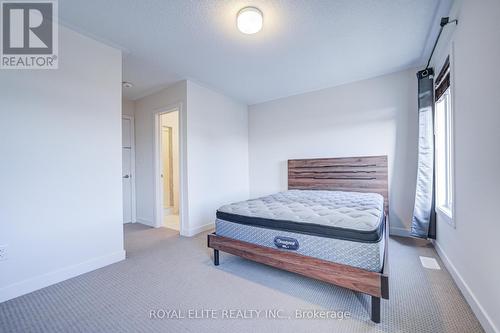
[207, 155, 389, 323]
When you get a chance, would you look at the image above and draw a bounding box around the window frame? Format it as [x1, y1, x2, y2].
[434, 49, 456, 228]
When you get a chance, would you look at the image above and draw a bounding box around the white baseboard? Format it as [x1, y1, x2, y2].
[136, 217, 155, 227]
[389, 226, 410, 237]
[0, 250, 126, 304]
[433, 240, 498, 333]
[182, 222, 214, 237]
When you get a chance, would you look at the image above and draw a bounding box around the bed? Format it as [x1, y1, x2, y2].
[207, 156, 389, 323]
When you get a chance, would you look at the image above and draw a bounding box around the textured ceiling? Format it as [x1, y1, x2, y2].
[59, 0, 452, 104]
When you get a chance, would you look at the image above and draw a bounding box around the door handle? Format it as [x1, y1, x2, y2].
[123, 175, 130, 179]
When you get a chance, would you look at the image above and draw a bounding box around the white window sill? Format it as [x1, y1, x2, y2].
[436, 205, 455, 228]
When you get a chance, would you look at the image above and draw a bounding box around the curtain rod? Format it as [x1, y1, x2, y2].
[425, 17, 458, 70]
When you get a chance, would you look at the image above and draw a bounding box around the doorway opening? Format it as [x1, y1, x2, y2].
[158, 110, 180, 231]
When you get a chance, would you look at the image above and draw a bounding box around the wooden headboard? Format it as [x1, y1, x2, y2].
[288, 155, 389, 214]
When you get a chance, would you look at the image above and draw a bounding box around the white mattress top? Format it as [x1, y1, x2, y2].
[218, 190, 384, 232]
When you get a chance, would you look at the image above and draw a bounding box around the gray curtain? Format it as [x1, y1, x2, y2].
[411, 69, 436, 239]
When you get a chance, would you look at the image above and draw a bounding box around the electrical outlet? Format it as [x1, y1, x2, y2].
[0, 245, 8, 261]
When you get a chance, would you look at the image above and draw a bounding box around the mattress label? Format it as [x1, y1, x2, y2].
[274, 236, 299, 250]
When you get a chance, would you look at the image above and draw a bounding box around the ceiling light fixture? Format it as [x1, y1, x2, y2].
[122, 81, 133, 88]
[237, 7, 263, 34]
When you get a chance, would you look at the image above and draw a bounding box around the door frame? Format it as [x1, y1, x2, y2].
[153, 103, 187, 235]
[122, 115, 137, 223]
[161, 126, 174, 208]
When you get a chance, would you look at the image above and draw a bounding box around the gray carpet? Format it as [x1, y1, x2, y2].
[0, 223, 484, 333]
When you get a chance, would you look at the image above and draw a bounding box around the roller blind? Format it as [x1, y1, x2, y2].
[435, 56, 450, 101]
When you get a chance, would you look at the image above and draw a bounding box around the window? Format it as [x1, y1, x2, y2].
[434, 56, 453, 222]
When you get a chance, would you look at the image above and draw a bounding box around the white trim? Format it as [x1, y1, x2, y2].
[436, 206, 454, 227]
[135, 217, 155, 227]
[122, 115, 137, 223]
[433, 240, 498, 333]
[0, 250, 126, 303]
[185, 222, 215, 237]
[153, 103, 188, 235]
[434, 44, 457, 229]
[449, 41, 457, 228]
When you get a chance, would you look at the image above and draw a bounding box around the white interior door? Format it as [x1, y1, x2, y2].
[122, 118, 133, 223]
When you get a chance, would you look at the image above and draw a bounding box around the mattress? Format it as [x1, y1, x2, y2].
[215, 190, 385, 272]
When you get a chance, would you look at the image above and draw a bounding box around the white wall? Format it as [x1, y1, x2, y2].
[134, 81, 187, 228]
[0, 26, 124, 302]
[133, 80, 249, 235]
[122, 98, 135, 116]
[431, 1, 500, 332]
[186, 81, 249, 235]
[248, 70, 418, 233]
